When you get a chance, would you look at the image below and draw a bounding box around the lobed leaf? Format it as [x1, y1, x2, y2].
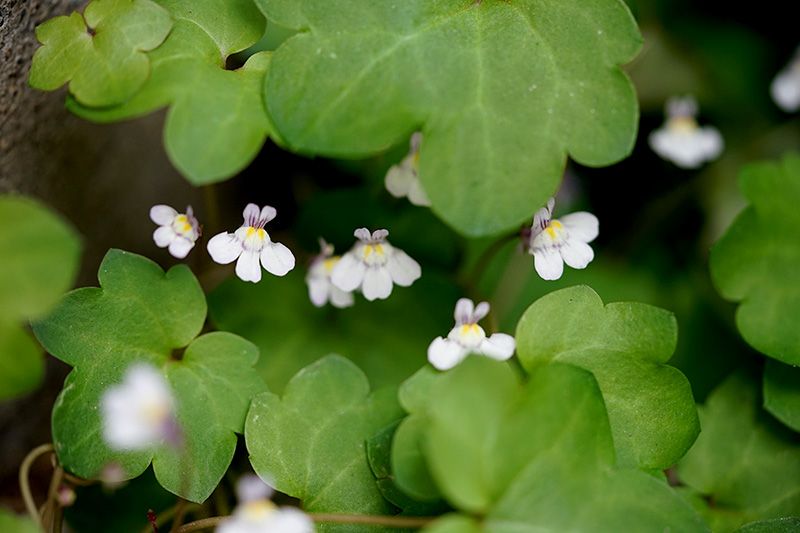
[763, 360, 800, 432]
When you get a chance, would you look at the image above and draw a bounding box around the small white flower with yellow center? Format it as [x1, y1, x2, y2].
[101, 363, 177, 450]
[526, 197, 598, 281]
[428, 298, 515, 371]
[207, 204, 296, 283]
[385, 132, 431, 207]
[217, 474, 314, 533]
[150, 205, 200, 259]
[306, 238, 354, 309]
[772, 47, 800, 112]
[331, 228, 421, 301]
[648, 96, 723, 168]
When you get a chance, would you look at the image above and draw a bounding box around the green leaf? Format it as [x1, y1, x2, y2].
[0, 509, 39, 533]
[261, 0, 641, 235]
[515, 285, 699, 470]
[65, 2, 269, 185]
[710, 154, 800, 365]
[736, 518, 800, 533]
[32, 250, 267, 503]
[423, 515, 481, 533]
[0, 196, 81, 400]
[208, 269, 459, 394]
[764, 360, 800, 432]
[246, 355, 404, 531]
[29, 0, 172, 106]
[404, 357, 706, 531]
[678, 372, 800, 531]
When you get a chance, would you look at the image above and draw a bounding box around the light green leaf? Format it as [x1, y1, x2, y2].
[65, 2, 269, 185]
[515, 285, 699, 470]
[208, 270, 459, 394]
[404, 357, 706, 531]
[29, 0, 172, 106]
[763, 360, 800, 432]
[261, 0, 641, 235]
[0, 325, 44, 401]
[423, 515, 481, 533]
[32, 250, 267, 503]
[678, 372, 800, 531]
[736, 518, 800, 533]
[710, 154, 800, 365]
[246, 355, 404, 531]
[0, 509, 39, 533]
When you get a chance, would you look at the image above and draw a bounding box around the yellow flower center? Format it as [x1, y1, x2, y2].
[667, 116, 699, 134]
[362, 244, 384, 259]
[241, 500, 276, 522]
[171, 214, 193, 236]
[323, 256, 340, 273]
[544, 219, 564, 240]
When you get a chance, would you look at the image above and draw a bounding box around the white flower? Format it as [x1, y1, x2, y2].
[428, 298, 515, 371]
[101, 363, 176, 450]
[217, 475, 314, 533]
[648, 96, 723, 168]
[306, 239, 354, 309]
[771, 48, 800, 112]
[150, 205, 200, 259]
[331, 228, 421, 301]
[385, 132, 431, 207]
[526, 197, 598, 281]
[207, 204, 296, 283]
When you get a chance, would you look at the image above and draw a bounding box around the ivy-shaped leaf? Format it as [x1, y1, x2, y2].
[710, 154, 800, 365]
[515, 285, 699, 470]
[260, 0, 642, 236]
[0, 196, 81, 400]
[32, 250, 267, 503]
[246, 355, 404, 531]
[736, 518, 800, 533]
[399, 357, 706, 531]
[763, 360, 800, 432]
[29, 0, 172, 106]
[65, 1, 269, 185]
[678, 372, 800, 531]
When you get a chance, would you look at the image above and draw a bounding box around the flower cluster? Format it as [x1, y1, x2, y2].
[649, 96, 723, 168]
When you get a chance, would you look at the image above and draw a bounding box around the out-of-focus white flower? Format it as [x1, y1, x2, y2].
[525, 197, 598, 281]
[101, 363, 177, 450]
[385, 132, 431, 207]
[150, 205, 200, 259]
[331, 228, 421, 301]
[306, 239, 354, 309]
[207, 204, 296, 283]
[428, 298, 515, 371]
[648, 96, 723, 168]
[216, 474, 314, 533]
[771, 48, 800, 112]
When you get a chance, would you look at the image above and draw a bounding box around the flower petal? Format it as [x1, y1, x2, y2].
[454, 298, 474, 325]
[149, 205, 177, 225]
[307, 276, 330, 307]
[168, 237, 194, 259]
[428, 337, 469, 371]
[387, 249, 421, 286]
[330, 286, 355, 308]
[385, 165, 413, 198]
[207, 232, 243, 264]
[473, 301, 490, 322]
[260, 242, 295, 276]
[559, 212, 599, 242]
[479, 333, 516, 361]
[354, 228, 371, 241]
[407, 178, 432, 207]
[560, 239, 595, 270]
[259, 205, 277, 224]
[243, 203, 261, 224]
[371, 229, 389, 241]
[362, 267, 393, 301]
[268, 508, 315, 532]
[236, 250, 262, 283]
[331, 252, 366, 291]
[153, 226, 176, 248]
[534, 248, 564, 280]
[771, 69, 800, 112]
[698, 127, 724, 160]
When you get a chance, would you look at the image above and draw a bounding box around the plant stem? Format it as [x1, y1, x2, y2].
[18, 443, 54, 526]
[463, 231, 519, 288]
[175, 513, 436, 532]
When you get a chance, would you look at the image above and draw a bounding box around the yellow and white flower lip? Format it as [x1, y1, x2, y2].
[101, 363, 178, 450]
[385, 131, 431, 207]
[648, 96, 723, 169]
[771, 47, 800, 112]
[527, 197, 599, 281]
[305, 238, 354, 309]
[330, 228, 421, 301]
[206, 203, 296, 284]
[150, 204, 201, 259]
[427, 298, 516, 371]
[216, 474, 314, 533]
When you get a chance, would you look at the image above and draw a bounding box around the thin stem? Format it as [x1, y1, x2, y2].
[41, 465, 64, 531]
[18, 443, 54, 526]
[169, 499, 190, 533]
[176, 513, 436, 532]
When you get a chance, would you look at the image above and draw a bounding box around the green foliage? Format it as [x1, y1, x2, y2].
[33, 250, 267, 503]
[763, 361, 800, 432]
[246, 355, 404, 531]
[678, 372, 800, 531]
[65, 0, 269, 185]
[0, 196, 81, 400]
[260, 0, 641, 235]
[0, 509, 39, 533]
[393, 357, 706, 531]
[736, 518, 800, 533]
[711, 154, 800, 365]
[28, 0, 172, 106]
[515, 285, 699, 470]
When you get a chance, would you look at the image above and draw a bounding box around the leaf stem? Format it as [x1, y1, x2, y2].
[175, 513, 436, 532]
[18, 443, 54, 526]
